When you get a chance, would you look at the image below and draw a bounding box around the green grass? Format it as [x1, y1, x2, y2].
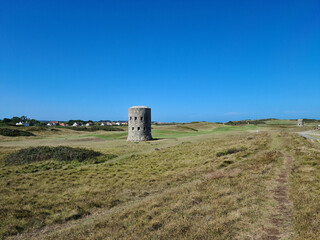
[152, 125, 259, 139]
[79, 124, 259, 141]
[87, 132, 128, 140]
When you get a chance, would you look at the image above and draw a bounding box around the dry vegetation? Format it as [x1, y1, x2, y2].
[0, 121, 319, 239]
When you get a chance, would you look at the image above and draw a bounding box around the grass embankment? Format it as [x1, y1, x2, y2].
[1, 131, 282, 239]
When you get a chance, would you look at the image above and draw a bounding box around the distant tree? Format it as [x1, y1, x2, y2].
[21, 116, 28, 122]
[3, 118, 11, 124]
[29, 119, 40, 126]
[11, 116, 21, 124]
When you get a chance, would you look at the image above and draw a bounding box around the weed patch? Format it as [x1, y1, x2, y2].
[216, 147, 247, 157]
[219, 160, 234, 168]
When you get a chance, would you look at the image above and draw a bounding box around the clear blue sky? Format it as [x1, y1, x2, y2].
[1, 0, 319, 122]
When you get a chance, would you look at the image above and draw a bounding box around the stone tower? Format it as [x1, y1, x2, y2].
[127, 106, 152, 141]
[298, 119, 304, 127]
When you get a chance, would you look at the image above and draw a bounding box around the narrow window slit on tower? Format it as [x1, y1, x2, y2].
[132, 127, 134, 130]
[130, 117, 132, 120]
[138, 127, 140, 131]
[135, 117, 137, 120]
[141, 117, 143, 120]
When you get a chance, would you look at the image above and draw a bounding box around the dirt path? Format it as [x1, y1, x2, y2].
[263, 154, 293, 240]
[298, 132, 320, 140]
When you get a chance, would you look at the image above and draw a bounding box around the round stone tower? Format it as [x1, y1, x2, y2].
[298, 119, 304, 127]
[127, 106, 152, 141]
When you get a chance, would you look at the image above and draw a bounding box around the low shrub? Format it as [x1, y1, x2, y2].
[216, 147, 247, 157]
[4, 146, 105, 165]
[0, 128, 35, 137]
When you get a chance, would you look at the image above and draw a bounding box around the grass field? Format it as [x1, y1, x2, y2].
[0, 120, 320, 239]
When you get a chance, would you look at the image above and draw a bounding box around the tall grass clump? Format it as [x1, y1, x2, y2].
[0, 128, 35, 137]
[4, 146, 104, 165]
[216, 147, 247, 157]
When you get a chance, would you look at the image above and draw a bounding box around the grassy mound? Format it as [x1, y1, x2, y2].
[27, 126, 59, 132]
[0, 128, 35, 137]
[4, 146, 104, 165]
[66, 126, 124, 132]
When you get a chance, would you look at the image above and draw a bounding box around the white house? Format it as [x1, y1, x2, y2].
[16, 122, 29, 127]
[85, 122, 92, 127]
[101, 123, 105, 126]
[72, 122, 79, 127]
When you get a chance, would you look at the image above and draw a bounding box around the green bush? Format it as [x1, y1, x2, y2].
[4, 146, 107, 165]
[0, 128, 35, 137]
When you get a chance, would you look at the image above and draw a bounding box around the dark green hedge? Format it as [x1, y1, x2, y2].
[0, 128, 35, 137]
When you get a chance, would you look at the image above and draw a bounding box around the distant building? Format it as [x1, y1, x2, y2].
[298, 119, 304, 127]
[59, 123, 67, 126]
[85, 122, 92, 127]
[48, 121, 59, 126]
[106, 122, 112, 126]
[16, 122, 29, 127]
[72, 122, 79, 127]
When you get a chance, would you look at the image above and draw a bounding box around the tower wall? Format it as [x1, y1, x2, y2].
[298, 119, 304, 127]
[127, 106, 152, 141]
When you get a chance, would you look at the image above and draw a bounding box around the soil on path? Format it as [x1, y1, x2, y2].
[263, 154, 293, 240]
